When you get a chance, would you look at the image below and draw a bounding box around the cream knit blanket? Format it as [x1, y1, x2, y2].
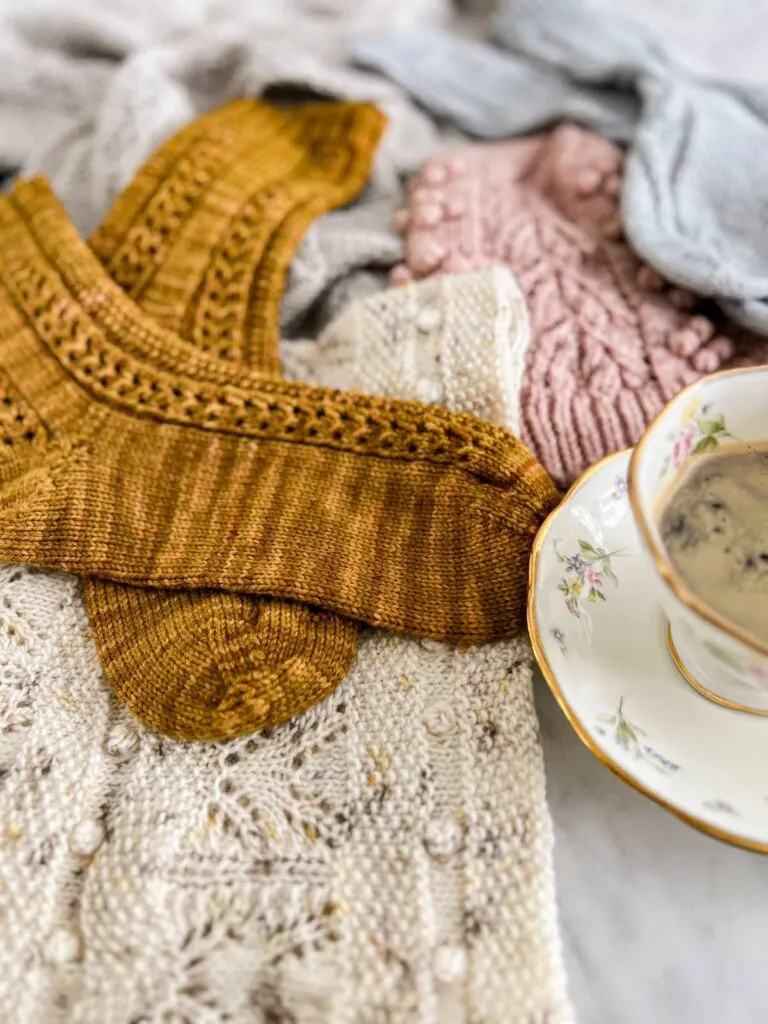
[0, 3, 573, 1020]
[0, 270, 572, 1022]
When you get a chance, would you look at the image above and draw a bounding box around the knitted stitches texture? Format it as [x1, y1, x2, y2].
[2, 2, 445, 235]
[0, 269, 572, 1023]
[356, 1, 768, 334]
[5, 5, 443, 347]
[392, 124, 743, 487]
[0, 179, 557, 644]
[89, 99, 380, 370]
[83, 98, 383, 741]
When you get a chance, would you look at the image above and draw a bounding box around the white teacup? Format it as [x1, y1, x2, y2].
[629, 366, 768, 714]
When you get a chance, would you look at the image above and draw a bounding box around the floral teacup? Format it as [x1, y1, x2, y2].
[629, 366, 768, 714]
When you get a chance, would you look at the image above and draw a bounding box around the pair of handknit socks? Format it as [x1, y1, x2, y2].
[388, 124, 749, 487]
[0, 115, 558, 740]
[80, 98, 383, 741]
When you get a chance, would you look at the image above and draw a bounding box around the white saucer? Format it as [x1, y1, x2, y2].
[529, 449, 768, 852]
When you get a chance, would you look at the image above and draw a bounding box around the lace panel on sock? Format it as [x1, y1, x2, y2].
[6, 258, 529, 487]
[0, 367, 48, 455]
[186, 186, 298, 361]
[103, 129, 245, 296]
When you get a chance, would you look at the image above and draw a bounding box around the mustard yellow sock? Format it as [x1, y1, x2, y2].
[82, 100, 382, 740]
[0, 179, 558, 651]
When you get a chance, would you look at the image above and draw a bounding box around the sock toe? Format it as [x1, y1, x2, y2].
[84, 585, 358, 741]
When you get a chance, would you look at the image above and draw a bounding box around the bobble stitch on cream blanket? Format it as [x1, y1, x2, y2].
[0, 268, 572, 1024]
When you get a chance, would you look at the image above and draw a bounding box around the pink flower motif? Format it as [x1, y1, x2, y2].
[565, 597, 579, 617]
[584, 567, 603, 586]
[672, 424, 696, 468]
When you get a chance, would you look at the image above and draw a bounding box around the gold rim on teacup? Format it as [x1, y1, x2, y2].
[666, 626, 768, 716]
[629, 365, 768, 661]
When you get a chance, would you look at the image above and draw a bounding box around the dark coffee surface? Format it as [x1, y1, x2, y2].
[659, 444, 768, 645]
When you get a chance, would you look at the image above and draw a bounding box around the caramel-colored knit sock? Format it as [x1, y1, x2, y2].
[0, 178, 558, 646]
[84, 99, 382, 740]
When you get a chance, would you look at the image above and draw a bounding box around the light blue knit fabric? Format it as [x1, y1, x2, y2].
[355, 0, 768, 333]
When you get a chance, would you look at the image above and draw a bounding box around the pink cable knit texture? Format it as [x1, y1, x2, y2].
[392, 124, 767, 487]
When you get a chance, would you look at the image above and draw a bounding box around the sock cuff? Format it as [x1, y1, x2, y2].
[89, 99, 388, 375]
[0, 178, 554, 495]
[91, 99, 387, 279]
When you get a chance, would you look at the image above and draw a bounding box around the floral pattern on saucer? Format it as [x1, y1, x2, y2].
[703, 799, 738, 816]
[597, 698, 680, 775]
[610, 474, 628, 503]
[554, 539, 622, 618]
[530, 448, 768, 853]
[549, 626, 568, 657]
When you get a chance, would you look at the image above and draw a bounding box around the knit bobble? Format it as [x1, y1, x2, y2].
[423, 159, 450, 186]
[415, 304, 442, 333]
[106, 722, 141, 760]
[696, 335, 737, 372]
[424, 815, 462, 859]
[688, 315, 715, 342]
[415, 377, 442, 403]
[409, 238, 446, 275]
[434, 944, 468, 983]
[574, 167, 602, 195]
[445, 196, 466, 219]
[69, 817, 106, 857]
[44, 926, 84, 965]
[412, 202, 443, 228]
[691, 348, 721, 374]
[669, 328, 703, 358]
[715, 334, 736, 357]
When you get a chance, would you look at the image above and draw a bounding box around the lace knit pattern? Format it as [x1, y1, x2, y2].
[393, 124, 743, 487]
[0, 269, 572, 1022]
[91, 99, 387, 373]
[0, 180, 557, 644]
[0, 180, 540, 486]
[0, 368, 47, 453]
[0, 568, 571, 1024]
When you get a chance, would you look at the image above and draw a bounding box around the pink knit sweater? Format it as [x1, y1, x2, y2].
[393, 125, 762, 487]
